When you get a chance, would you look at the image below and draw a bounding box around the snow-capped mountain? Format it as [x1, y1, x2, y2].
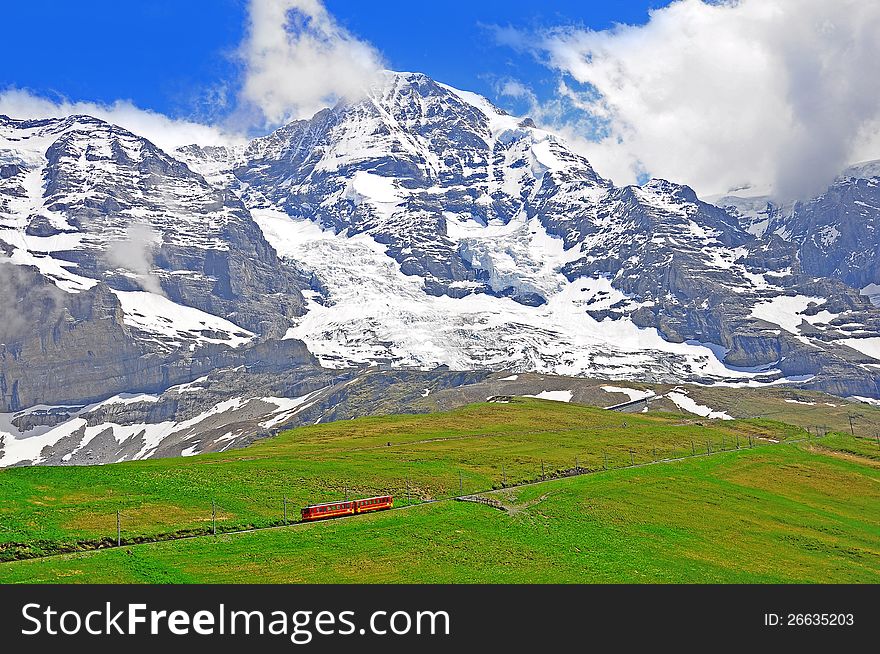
[185, 72, 880, 392]
[0, 114, 307, 338]
[3, 70, 880, 465]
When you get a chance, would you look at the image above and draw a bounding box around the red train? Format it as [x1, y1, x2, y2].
[300, 495, 393, 522]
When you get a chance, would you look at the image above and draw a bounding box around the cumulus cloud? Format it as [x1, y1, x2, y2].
[2, 2, 386, 145]
[0, 88, 245, 152]
[238, 0, 385, 126]
[497, 0, 880, 200]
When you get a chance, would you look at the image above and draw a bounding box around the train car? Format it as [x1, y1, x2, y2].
[300, 500, 355, 522]
[300, 495, 393, 522]
[353, 495, 393, 514]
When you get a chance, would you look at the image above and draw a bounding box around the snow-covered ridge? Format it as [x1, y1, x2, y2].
[0, 390, 324, 467]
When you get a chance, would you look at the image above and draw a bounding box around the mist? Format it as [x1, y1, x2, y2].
[105, 222, 165, 296]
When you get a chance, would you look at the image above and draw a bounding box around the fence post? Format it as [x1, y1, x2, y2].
[405, 477, 410, 505]
[212, 500, 216, 536]
[749, 435, 753, 448]
[630, 450, 634, 466]
[117, 510, 121, 547]
[722, 435, 725, 450]
[459, 471, 463, 495]
[541, 460, 545, 480]
[706, 440, 710, 455]
[736, 434, 740, 449]
[575, 456, 579, 471]
[283, 496, 288, 526]
[691, 440, 695, 456]
[502, 465, 506, 487]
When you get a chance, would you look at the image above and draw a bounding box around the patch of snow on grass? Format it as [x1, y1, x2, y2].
[524, 390, 573, 402]
[601, 386, 655, 402]
[851, 396, 880, 407]
[667, 390, 732, 420]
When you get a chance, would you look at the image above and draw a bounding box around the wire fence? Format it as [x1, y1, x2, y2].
[0, 428, 851, 563]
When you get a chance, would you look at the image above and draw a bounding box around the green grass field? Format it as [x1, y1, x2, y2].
[0, 399, 804, 560]
[1, 397, 877, 583]
[0, 443, 877, 583]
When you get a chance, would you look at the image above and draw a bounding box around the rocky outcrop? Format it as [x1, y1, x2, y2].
[0, 263, 317, 412]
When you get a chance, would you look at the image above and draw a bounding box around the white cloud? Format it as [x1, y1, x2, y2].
[500, 0, 880, 200]
[0, 1, 386, 150]
[238, 0, 385, 126]
[0, 1, 385, 145]
[0, 88, 245, 152]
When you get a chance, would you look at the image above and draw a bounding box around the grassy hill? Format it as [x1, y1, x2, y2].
[0, 443, 877, 583]
[0, 399, 805, 560]
[0, 397, 877, 583]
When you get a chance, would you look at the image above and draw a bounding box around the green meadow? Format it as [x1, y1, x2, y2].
[0, 399, 803, 560]
[0, 397, 877, 583]
[0, 443, 876, 583]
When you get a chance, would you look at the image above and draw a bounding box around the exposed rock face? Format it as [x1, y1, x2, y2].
[0, 263, 318, 413]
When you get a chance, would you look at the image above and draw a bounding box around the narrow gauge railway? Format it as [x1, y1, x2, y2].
[301, 495, 393, 522]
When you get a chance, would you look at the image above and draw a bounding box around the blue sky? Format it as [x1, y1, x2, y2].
[4, 1, 877, 199]
[3, 0, 667, 123]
